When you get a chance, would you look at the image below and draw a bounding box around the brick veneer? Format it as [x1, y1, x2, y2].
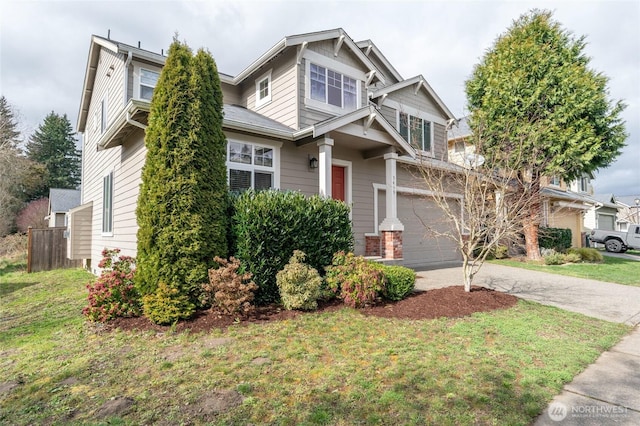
[381, 230, 403, 259]
[365, 235, 381, 257]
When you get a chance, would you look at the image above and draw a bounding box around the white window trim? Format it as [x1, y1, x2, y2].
[133, 63, 162, 101]
[102, 170, 114, 236]
[226, 139, 281, 190]
[332, 159, 353, 219]
[303, 50, 362, 115]
[397, 110, 434, 156]
[383, 99, 447, 126]
[549, 176, 561, 187]
[255, 69, 272, 108]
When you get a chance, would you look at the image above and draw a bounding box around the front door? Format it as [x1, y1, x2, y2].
[332, 165, 345, 202]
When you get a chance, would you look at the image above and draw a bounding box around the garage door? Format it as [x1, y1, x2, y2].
[597, 214, 615, 231]
[397, 195, 460, 268]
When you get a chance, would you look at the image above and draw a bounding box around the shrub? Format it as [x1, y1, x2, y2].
[325, 251, 386, 308]
[142, 282, 196, 325]
[15, 198, 49, 232]
[232, 190, 353, 304]
[276, 250, 322, 311]
[494, 245, 509, 259]
[83, 248, 142, 322]
[543, 250, 566, 265]
[201, 256, 257, 317]
[567, 247, 604, 263]
[379, 264, 416, 301]
[563, 252, 582, 263]
[539, 227, 572, 252]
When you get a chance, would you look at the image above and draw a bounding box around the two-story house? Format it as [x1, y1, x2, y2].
[70, 28, 461, 273]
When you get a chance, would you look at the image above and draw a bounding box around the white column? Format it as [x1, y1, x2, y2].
[379, 152, 404, 231]
[317, 137, 334, 198]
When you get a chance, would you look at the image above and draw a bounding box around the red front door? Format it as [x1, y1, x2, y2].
[332, 165, 345, 201]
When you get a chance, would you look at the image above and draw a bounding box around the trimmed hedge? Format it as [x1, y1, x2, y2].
[538, 227, 572, 252]
[380, 265, 416, 301]
[232, 190, 353, 305]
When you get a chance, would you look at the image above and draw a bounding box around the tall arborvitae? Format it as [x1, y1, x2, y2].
[136, 38, 228, 312]
[26, 112, 80, 199]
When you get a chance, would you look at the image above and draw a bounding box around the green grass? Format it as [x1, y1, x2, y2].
[0, 261, 631, 425]
[492, 255, 640, 287]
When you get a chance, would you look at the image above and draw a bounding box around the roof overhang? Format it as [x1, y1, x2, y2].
[78, 35, 166, 133]
[296, 105, 417, 159]
[97, 99, 150, 150]
[232, 28, 385, 86]
[370, 75, 455, 121]
[355, 39, 403, 82]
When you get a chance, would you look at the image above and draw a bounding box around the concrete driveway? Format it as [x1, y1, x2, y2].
[415, 263, 640, 325]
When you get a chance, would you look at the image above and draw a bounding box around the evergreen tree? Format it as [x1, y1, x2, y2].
[136, 38, 228, 310]
[0, 96, 22, 149]
[465, 10, 626, 260]
[26, 112, 81, 199]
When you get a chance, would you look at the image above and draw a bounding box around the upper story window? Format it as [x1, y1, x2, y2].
[140, 69, 160, 101]
[227, 141, 278, 192]
[399, 112, 432, 152]
[310, 63, 357, 109]
[255, 70, 272, 108]
[579, 176, 589, 192]
[549, 176, 561, 186]
[454, 141, 465, 153]
[94, 97, 107, 135]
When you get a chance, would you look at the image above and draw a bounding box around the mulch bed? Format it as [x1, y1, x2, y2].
[105, 286, 518, 334]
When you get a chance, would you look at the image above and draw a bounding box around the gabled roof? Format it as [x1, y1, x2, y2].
[615, 195, 640, 207]
[224, 104, 295, 139]
[355, 39, 403, 83]
[447, 116, 471, 141]
[49, 188, 81, 213]
[78, 35, 165, 132]
[304, 105, 416, 158]
[590, 193, 619, 209]
[370, 75, 455, 121]
[232, 28, 385, 85]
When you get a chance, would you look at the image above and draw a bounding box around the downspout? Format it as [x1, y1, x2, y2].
[124, 51, 132, 105]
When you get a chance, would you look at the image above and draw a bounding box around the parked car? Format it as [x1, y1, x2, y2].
[589, 224, 640, 253]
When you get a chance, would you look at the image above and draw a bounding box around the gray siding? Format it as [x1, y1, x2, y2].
[387, 86, 442, 117]
[67, 203, 93, 260]
[243, 49, 298, 129]
[308, 40, 362, 69]
[222, 81, 242, 106]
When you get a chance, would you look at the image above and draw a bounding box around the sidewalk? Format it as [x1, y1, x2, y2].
[415, 264, 640, 424]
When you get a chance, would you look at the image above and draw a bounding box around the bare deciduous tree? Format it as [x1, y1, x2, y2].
[415, 122, 537, 291]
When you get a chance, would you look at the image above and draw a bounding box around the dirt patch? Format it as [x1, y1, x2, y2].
[95, 396, 134, 418]
[104, 286, 517, 334]
[0, 381, 21, 395]
[190, 389, 244, 418]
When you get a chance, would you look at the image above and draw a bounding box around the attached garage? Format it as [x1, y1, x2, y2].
[397, 194, 460, 269]
[597, 213, 616, 231]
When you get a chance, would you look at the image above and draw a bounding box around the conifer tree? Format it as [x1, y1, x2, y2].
[26, 112, 81, 199]
[136, 38, 228, 311]
[465, 10, 626, 260]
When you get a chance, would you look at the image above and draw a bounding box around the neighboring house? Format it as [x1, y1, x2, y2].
[46, 188, 81, 227]
[539, 176, 594, 248]
[585, 193, 623, 232]
[71, 28, 460, 273]
[613, 195, 640, 231]
[446, 116, 474, 167]
[446, 119, 594, 248]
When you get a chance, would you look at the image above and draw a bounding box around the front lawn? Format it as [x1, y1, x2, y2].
[0, 262, 630, 425]
[492, 255, 640, 287]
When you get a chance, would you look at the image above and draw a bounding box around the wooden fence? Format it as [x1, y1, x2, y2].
[27, 227, 82, 273]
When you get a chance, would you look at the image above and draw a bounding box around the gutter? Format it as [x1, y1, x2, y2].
[124, 51, 132, 105]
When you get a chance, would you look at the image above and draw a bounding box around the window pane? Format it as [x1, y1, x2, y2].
[454, 141, 465, 153]
[102, 173, 113, 233]
[343, 77, 357, 109]
[327, 70, 342, 107]
[259, 78, 269, 100]
[423, 120, 431, 151]
[254, 147, 273, 167]
[229, 142, 252, 164]
[399, 112, 409, 141]
[409, 116, 423, 149]
[141, 69, 159, 86]
[230, 169, 251, 192]
[140, 85, 154, 101]
[310, 64, 326, 101]
[255, 172, 273, 190]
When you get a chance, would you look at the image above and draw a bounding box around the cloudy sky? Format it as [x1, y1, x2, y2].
[1, 0, 638, 196]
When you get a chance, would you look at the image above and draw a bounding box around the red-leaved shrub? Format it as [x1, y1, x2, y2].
[83, 248, 141, 322]
[325, 251, 386, 308]
[16, 198, 49, 232]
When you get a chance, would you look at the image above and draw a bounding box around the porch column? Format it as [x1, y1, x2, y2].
[318, 137, 333, 198]
[379, 153, 404, 259]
